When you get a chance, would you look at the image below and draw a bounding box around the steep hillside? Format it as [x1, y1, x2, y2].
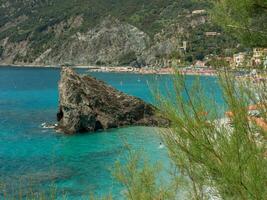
[0, 0, 238, 66]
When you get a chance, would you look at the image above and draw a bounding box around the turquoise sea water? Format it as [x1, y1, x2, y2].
[0, 67, 223, 199]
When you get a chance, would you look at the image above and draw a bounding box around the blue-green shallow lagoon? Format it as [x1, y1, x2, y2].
[0, 67, 223, 199]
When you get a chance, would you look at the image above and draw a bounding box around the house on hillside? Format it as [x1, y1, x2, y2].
[192, 10, 206, 15]
[224, 57, 233, 64]
[264, 56, 267, 69]
[205, 32, 221, 37]
[251, 48, 267, 66]
[194, 60, 206, 68]
[233, 52, 246, 68]
[178, 41, 187, 51]
[204, 55, 233, 68]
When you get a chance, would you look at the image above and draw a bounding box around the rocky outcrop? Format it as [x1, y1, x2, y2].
[0, 0, 231, 67]
[57, 67, 169, 134]
[45, 17, 151, 66]
[0, 17, 151, 66]
[0, 14, 212, 67]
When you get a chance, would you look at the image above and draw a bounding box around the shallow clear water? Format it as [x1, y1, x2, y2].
[0, 67, 223, 199]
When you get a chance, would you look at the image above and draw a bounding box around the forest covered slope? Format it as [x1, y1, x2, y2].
[0, 0, 239, 66]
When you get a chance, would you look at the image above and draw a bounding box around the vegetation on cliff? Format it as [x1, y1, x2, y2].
[210, 0, 267, 47]
[0, 0, 238, 66]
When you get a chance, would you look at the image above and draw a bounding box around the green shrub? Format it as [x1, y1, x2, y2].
[9, 31, 30, 43]
[113, 148, 178, 200]
[154, 73, 267, 199]
[118, 51, 137, 66]
[0, 46, 4, 57]
[107, 70, 267, 200]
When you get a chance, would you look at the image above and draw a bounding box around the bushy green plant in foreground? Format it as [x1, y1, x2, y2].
[113, 148, 179, 200]
[112, 73, 266, 200]
[0, 183, 61, 200]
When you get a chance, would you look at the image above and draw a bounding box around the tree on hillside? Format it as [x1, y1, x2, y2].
[209, 0, 267, 47]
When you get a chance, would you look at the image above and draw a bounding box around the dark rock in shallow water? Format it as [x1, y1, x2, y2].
[57, 67, 169, 134]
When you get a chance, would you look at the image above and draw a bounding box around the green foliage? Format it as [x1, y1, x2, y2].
[209, 0, 267, 47]
[155, 73, 267, 199]
[0, 46, 3, 57]
[185, 22, 239, 60]
[0, 182, 66, 200]
[89, 193, 113, 200]
[110, 72, 267, 200]
[0, 0, 187, 39]
[0, 0, 238, 63]
[9, 31, 30, 43]
[169, 51, 183, 60]
[206, 58, 230, 68]
[118, 51, 137, 66]
[113, 149, 178, 200]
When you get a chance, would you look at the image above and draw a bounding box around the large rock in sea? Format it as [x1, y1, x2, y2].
[57, 67, 168, 134]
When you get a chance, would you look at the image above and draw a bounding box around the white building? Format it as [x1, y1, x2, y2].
[192, 10, 206, 15]
[205, 32, 221, 37]
[264, 56, 267, 69]
[253, 48, 267, 58]
[251, 48, 267, 66]
[233, 53, 246, 68]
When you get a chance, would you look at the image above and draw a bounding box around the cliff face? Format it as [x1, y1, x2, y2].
[57, 67, 169, 134]
[0, 0, 235, 67]
[0, 16, 207, 67]
[36, 18, 151, 66]
[0, 17, 151, 66]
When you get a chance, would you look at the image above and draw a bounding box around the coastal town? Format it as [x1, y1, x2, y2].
[86, 47, 267, 78]
[2, 47, 266, 79]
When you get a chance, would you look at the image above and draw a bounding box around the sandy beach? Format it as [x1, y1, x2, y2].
[0, 64, 218, 76]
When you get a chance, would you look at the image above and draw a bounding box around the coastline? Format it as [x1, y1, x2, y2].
[0, 63, 218, 76]
[0, 63, 90, 69]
